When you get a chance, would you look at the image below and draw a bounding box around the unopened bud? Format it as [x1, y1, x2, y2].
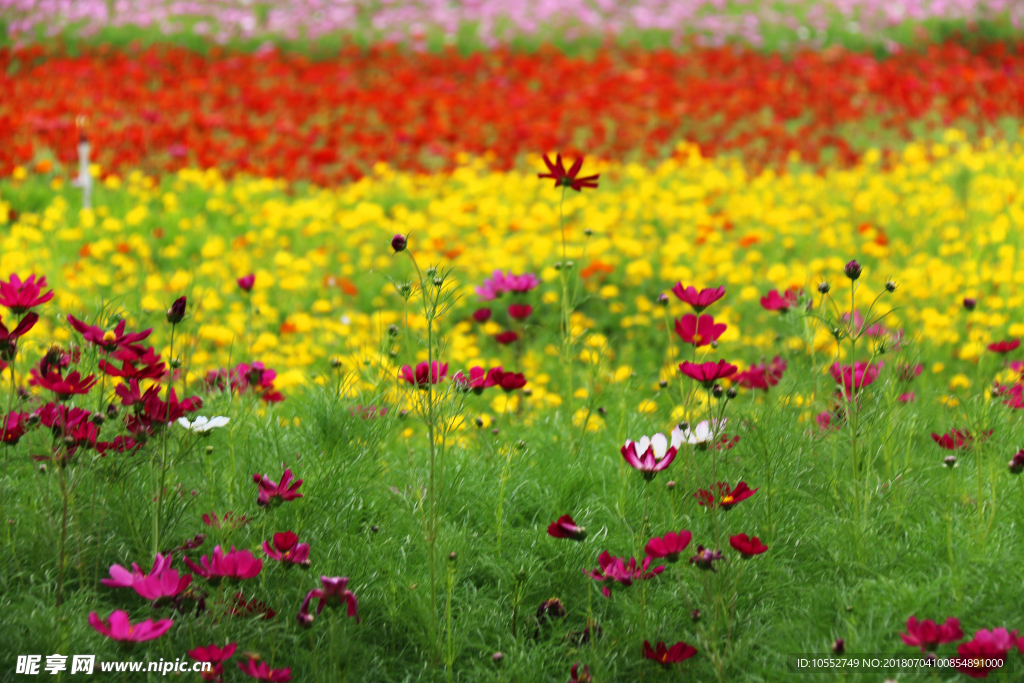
[205, 445, 214, 455]
[818, 281, 831, 294]
[666, 480, 676, 490]
[657, 293, 669, 306]
[658, 380, 667, 389]
[944, 455, 957, 468]
[885, 280, 897, 293]
[387, 324, 399, 337]
[170, 357, 182, 369]
[726, 386, 738, 399]
[448, 552, 457, 562]
[712, 384, 724, 398]
[391, 234, 407, 252]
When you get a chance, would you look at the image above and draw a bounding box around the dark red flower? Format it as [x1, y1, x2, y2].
[735, 356, 786, 391]
[237, 274, 255, 292]
[830, 361, 882, 393]
[679, 360, 737, 389]
[670, 284, 724, 313]
[584, 551, 663, 598]
[729, 534, 768, 557]
[167, 296, 187, 324]
[452, 366, 490, 394]
[644, 530, 692, 562]
[568, 663, 592, 683]
[844, 260, 863, 280]
[202, 511, 250, 530]
[495, 331, 519, 345]
[253, 467, 303, 506]
[508, 303, 533, 320]
[486, 367, 526, 392]
[472, 308, 492, 323]
[0, 274, 54, 315]
[900, 616, 963, 652]
[547, 514, 587, 541]
[988, 339, 1020, 354]
[187, 642, 236, 682]
[400, 361, 448, 387]
[760, 288, 798, 312]
[689, 546, 724, 571]
[391, 233, 407, 252]
[931, 429, 987, 451]
[237, 658, 289, 682]
[674, 314, 727, 348]
[643, 640, 697, 666]
[955, 628, 1018, 678]
[1, 411, 28, 445]
[67, 316, 152, 354]
[963, 297, 977, 311]
[695, 481, 758, 509]
[99, 347, 166, 380]
[1010, 450, 1024, 474]
[538, 154, 599, 192]
[0, 311, 38, 360]
[32, 369, 97, 400]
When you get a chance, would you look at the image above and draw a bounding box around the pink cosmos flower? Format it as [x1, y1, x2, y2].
[297, 576, 360, 625]
[988, 339, 1020, 354]
[547, 514, 587, 541]
[400, 361, 448, 387]
[569, 663, 592, 683]
[263, 531, 311, 566]
[584, 551, 664, 598]
[0, 311, 38, 359]
[187, 643, 236, 682]
[898, 392, 915, 403]
[486, 366, 527, 392]
[32, 369, 97, 400]
[452, 366, 491, 394]
[955, 628, 1019, 678]
[67, 316, 152, 354]
[237, 274, 255, 292]
[238, 659, 291, 682]
[729, 534, 768, 557]
[679, 360, 738, 388]
[735, 356, 786, 391]
[183, 545, 262, 580]
[830, 361, 882, 393]
[900, 616, 963, 652]
[475, 270, 539, 300]
[132, 557, 193, 601]
[253, 467, 304, 506]
[0, 274, 54, 314]
[508, 303, 533, 320]
[931, 429, 987, 451]
[695, 481, 758, 509]
[645, 530, 692, 562]
[689, 546, 724, 571]
[101, 553, 172, 589]
[472, 308, 492, 323]
[670, 284, 725, 313]
[674, 314, 727, 348]
[760, 288, 798, 312]
[621, 428, 682, 480]
[88, 610, 173, 642]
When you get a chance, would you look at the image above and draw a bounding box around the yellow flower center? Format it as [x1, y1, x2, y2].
[693, 333, 704, 344]
[721, 495, 734, 505]
[102, 330, 117, 344]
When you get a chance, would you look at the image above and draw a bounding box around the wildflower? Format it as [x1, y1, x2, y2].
[735, 357, 786, 391]
[167, 296, 187, 324]
[253, 467, 303, 506]
[729, 534, 769, 557]
[760, 289, 798, 313]
[475, 270, 541, 301]
[547, 514, 587, 541]
[844, 260, 863, 280]
[187, 643, 236, 683]
[99, 347, 165, 381]
[644, 530, 692, 562]
[297, 576, 360, 625]
[237, 659, 291, 682]
[944, 455, 958, 468]
[621, 428, 682, 480]
[584, 551, 663, 598]
[229, 592, 276, 620]
[679, 360, 738, 388]
[88, 610, 173, 642]
[202, 511, 250, 530]
[670, 284, 725, 313]
[962, 297, 977, 311]
[32, 369, 97, 400]
[830, 361, 882, 393]
[183, 545, 263, 580]
[452, 366, 490, 394]
[931, 429, 978, 451]
[492, 652, 504, 664]
[67, 316, 152, 354]
[568, 663, 592, 683]
[695, 481, 758, 509]
[642, 640, 697, 666]
[486, 367, 527, 392]
[954, 628, 1019, 678]
[132, 557, 193, 601]
[818, 281, 831, 294]
[987, 340, 1020, 354]
[472, 308, 492, 323]
[536, 597, 566, 624]
[391, 233, 407, 252]
[0, 312, 38, 360]
[679, 419, 726, 448]
[538, 153, 599, 192]
[1, 412, 28, 445]
[237, 274, 255, 292]
[0, 274, 54, 314]
[495, 331, 519, 345]
[508, 303, 533, 320]
[400, 361, 448, 387]
[900, 617, 963, 652]
[898, 392, 915, 403]
[101, 553, 171, 589]
[689, 546, 724, 571]
[833, 639, 846, 655]
[1009, 450, 1024, 474]
[178, 416, 230, 432]
[263, 531, 311, 566]
[885, 280, 897, 292]
[673, 314, 727, 348]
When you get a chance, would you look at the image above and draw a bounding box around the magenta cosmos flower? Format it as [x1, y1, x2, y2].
[475, 270, 540, 301]
[0, 274, 54, 314]
[0, 311, 37, 357]
[495, 330, 519, 345]
[390, 234, 407, 252]
[679, 360, 738, 389]
[645, 530, 692, 562]
[643, 640, 697, 666]
[400, 361, 448, 387]
[131, 556, 193, 601]
[253, 467, 303, 506]
[237, 274, 255, 292]
[472, 308, 491, 322]
[931, 429, 982, 451]
[263, 531, 311, 566]
[584, 551, 664, 598]
[88, 610, 173, 642]
[33, 369, 97, 401]
[183, 546, 262, 580]
[695, 481, 758, 509]
[486, 367, 527, 392]
[900, 616, 963, 652]
[297, 576, 360, 625]
[67, 316, 152, 354]
[508, 303, 533, 320]
[830, 361, 882, 393]
[538, 153, 599, 192]
[238, 659, 291, 682]
[452, 366, 490, 394]
[187, 643, 236, 682]
[988, 339, 1020, 354]
[569, 663, 592, 683]
[547, 514, 587, 541]
[760, 288, 798, 313]
[674, 314, 727, 348]
[671, 284, 724, 313]
[955, 628, 1019, 678]
[621, 428, 682, 480]
[102, 553, 171, 589]
[729, 534, 768, 557]
[735, 356, 786, 391]
[689, 546, 724, 571]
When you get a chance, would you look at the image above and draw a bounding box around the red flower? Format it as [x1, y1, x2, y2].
[187, 643, 236, 682]
[98, 347, 165, 380]
[452, 366, 490, 394]
[495, 331, 519, 345]
[642, 640, 697, 666]
[760, 288, 798, 312]
[32, 369, 97, 400]
[486, 366, 527, 392]
[987, 339, 1020, 354]
[237, 274, 255, 292]
[183, 545, 262, 580]
[67, 315, 152, 354]
[955, 628, 1018, 678]
[900, 616, 963, 652]
[472, 308, 492, 323]
[729, 533, 768, 557]
[400, 361, 448, 387]
[689, 546, 724, 571]
[538, 154, 599, 192]
[583, 551, 663, 598]
[508, 303, 533, 320]
[670, 284, 724, 313]
[931, 429, 989, 451]
[679, 360, 737, 389]
[1, 411, 28, 445]
[644, 530, 692, 562]
[237, 659, 290, 682]
[547, 514, 587, 541]
[390, 233, 407, 252]
[568, 663, 592, 683]
[0, 274, 54, 314]
[0, 311, 38, 360]
[262, 531, 311, 566]
[735, 356, 786, 391]
[695, 481, 758, 509]
[297, 576, 360, 626]
[830, 361, 882, 393]
[673, 314, 727, 348]
[253, 467, 303, 506]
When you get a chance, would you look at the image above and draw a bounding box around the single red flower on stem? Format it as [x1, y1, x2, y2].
[187, 643, 236, 682]
[674, 314, 727, 348]
[679, 360, 737, 389]
[262, 531, 311, 566]
[547, 514, 587, 541]
[452, 367, 491, 394]
[568, 663, 592, 683]
[237, 274, 255, 292]
[645, 530, 692, 562]
[830, 361, 882, 393]
[538, 153, 599, 192]
[760, 288, 798, 312]
[670, 284, 725, 313]
[495, 331, 519, 345]
[729, 534, 768, 557]
[695, 481, 758, 509]
[988, 339, 1020, 354]
[642, 640, 697, 666]
[253, 467, 303, 506]
[0, 311, 38, 360]
[486, 366, 527, 392]
[735, 356, 786, 391]
[297, 576, 359, 625]
[931, 429, 988, 451]
[67, 315, 152, 354]
[472, 308, 491, 323]
[900, 616, 963, 652]
[33, 369, 97, 400]
[0, 274, 54, 314]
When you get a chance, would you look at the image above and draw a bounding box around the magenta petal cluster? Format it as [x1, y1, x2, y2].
[400, 361, 448, 387]
[584, 551, 664, 598]
[830, 361, 882, 393]
[621, 435, 678, 480]
[263, 531, 311, 566]
[645, 530, 692, 562]
[88, 610, 173, 642]
[900, 616, 963, 652]
[670, 284, 725, 313]
[132, 556, 193, 600]
[238, 659, 291, 682]
[475, 270, 540, 301]
[674, 314, 727, 348]
[297, 576, 360, 625]
[183, 545, 263, 580]
[253, 467, 304, 506]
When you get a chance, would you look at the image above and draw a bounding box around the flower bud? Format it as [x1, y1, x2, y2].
[391, 234, 407, 252]
[565, 261, 574, 269]
[91, 413, 105, 426]
[491, 428, 500, 435]
[678, 421, 689, 431]
[170, 357, 182, 369]
[474, 417, 484, 428]
[370, 525, 380, 533]
[330, 357, 342, 368]
[844, 260, 862, 280]
[884, 280, 897, 293]
[832, 639, 845, 655]
[818, 281, 831, 294]
[387, 324, 400, 337]
[237, 274, 255, 292]
[658, 380, 667, 389]
[167, 296, 187, 324]
[205, 445, 214, 455]
[691, 609, 701, 622]
[962, 297, 977, 311]
[944, 455, 957, 468]
[492, 652, 504, 665]
[726, 386, 738, 399]
[433, 277, 443, 287]
[583, 228, 593, 236]
[426, 266, 437, 277]
[1009, 450, 1024, 474]
[657, 293, 669, 306]
[553, 262, 562, 271]
[515, 439, 527, 450]
[712, 384, 724, 398]
[597, 406, 607, 416]
[666, 480, 676, 490]
[448, 552, 457, 562]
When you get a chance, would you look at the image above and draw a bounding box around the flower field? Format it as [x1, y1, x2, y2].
[3, 3, 1024, 682]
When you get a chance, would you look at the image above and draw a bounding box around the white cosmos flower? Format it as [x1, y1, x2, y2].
[624, 427, 685, 462]
[177, 416, 230, 432]
[681, 419, 726, 446]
